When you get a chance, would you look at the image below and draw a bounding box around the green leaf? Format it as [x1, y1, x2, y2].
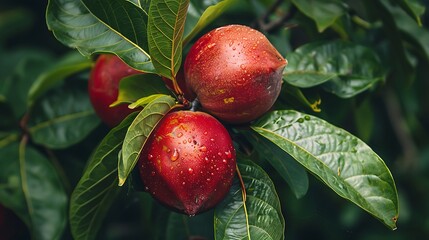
[0, 141, 67, 240]
[147, 0, 190, 80]
[27, 52, 92, 107]
[111, 74, 172, 107]
[46, 0, 154, 72]
[214, 158, 285, 240]
[291, 0, 345, 32]
[284, 40, 386, 98]
[393, 0, 425, 26]
[69, 112, 136, 240]
[0, 49, 54, 119]
[28, 77, 100, 149]
[251, 110, 399, 229]
[183, 0, 237, 45]
[280, 84, 322, 112]
[118, 95, 177, 186]
[245, 131, 309, 199]
[81, 0, 149, 53]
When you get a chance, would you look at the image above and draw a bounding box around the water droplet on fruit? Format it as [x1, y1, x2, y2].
[144, 186, 149, 191]
[182, 182, 186, 185]
[188, 168, 194, 174]
[225, 150, 232, 159]
[218, 152, 222, 156]
[205, 157, 209, 162]
[199, 145, 207, 152]
[170, 148, 179, 161]
[204, 131, 208, 135]
[222, 159, 227, 163]
[229, 40, 234, 46]
[188, 138, 192, 143]
[151, 171, 156, 176]
[148, 154, 154, 160]
[232, 47, 236, 51]
[177, 132, 183, 138]
[207, 43, 216, 48]
[210, 138, 215, 142]
[240, 64, 245, 70]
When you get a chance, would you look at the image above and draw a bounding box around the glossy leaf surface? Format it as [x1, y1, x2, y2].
[215, 159, 284, 240]
[284, 40, 386, 98]
[28, 79, 100, 149]
[251, 110, 399, 229]
[292, 0, 345, 32]
[46, 0, 154, 72]
[69, 113, 136, 240]
[119, 95, 177, 186]
[147, 0, 189, 79]
[246, 131, 309, 199]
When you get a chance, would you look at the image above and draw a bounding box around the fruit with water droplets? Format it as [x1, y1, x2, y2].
[88, 54, 141, 127]
[138, 110, 236, 216]
[184, 24, 288, 123]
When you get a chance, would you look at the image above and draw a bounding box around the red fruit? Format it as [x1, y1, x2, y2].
[138, 111, 236, 216]
[184, 24, 288, 123]
[88, 54, 141, 127]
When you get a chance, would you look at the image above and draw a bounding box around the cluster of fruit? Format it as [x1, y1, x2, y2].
[88, 25, 287, 215]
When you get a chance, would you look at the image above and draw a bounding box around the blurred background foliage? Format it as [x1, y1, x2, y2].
[1, 0, 429, 239]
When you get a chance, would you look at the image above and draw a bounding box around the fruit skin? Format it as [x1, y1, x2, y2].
[138, 111, 236, 216]
[184, 24, 288, 123]
[88, 54, 141, 127]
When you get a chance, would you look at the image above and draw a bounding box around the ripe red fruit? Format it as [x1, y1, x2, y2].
[184, 24, 288, 123]
[138, 110, 236, 216]
[88, 54, 141, 127]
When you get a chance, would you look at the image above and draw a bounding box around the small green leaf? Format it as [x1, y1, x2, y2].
[284, 40, 386, 98]
[111, 74, 172, 107]
[291, 0, 345, 32]
[0, 141, 68, 240]
[251, 110, 399, 229]
[245, 131, 309, 199]
[69, 113, 136, 240]
[46, 0, 154, 72]
[27, 52, 92, 107]
[183, 0, 237, 45]
[214, 158, 285, 240]
[28, 78, 100, 149]
[147, 0, 190, 80]
[119, 95, 177, 186]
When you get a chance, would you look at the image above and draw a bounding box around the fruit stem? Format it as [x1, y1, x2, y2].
[236, 164, 247, 202]
[190, 98, 200, 112]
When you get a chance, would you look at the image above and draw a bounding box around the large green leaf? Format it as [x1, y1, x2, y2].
[46, 0, 154, 72]
[251, 110, 399, 229]
[27, 52, 92, 107]
[183, 0, 237, 45]
[0, 141, 67, 240]
[214, 158, 285, 240]
[111, 74, 172, 107]
[284, 40, 386, 98]
[69, 113, 136, 240]
[245, 131, 309, 199]
[147, 0, 189, 80]
[119, 95, 177, 186]
[291, 0, 345, 32]
[28, 78, 100, 149]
